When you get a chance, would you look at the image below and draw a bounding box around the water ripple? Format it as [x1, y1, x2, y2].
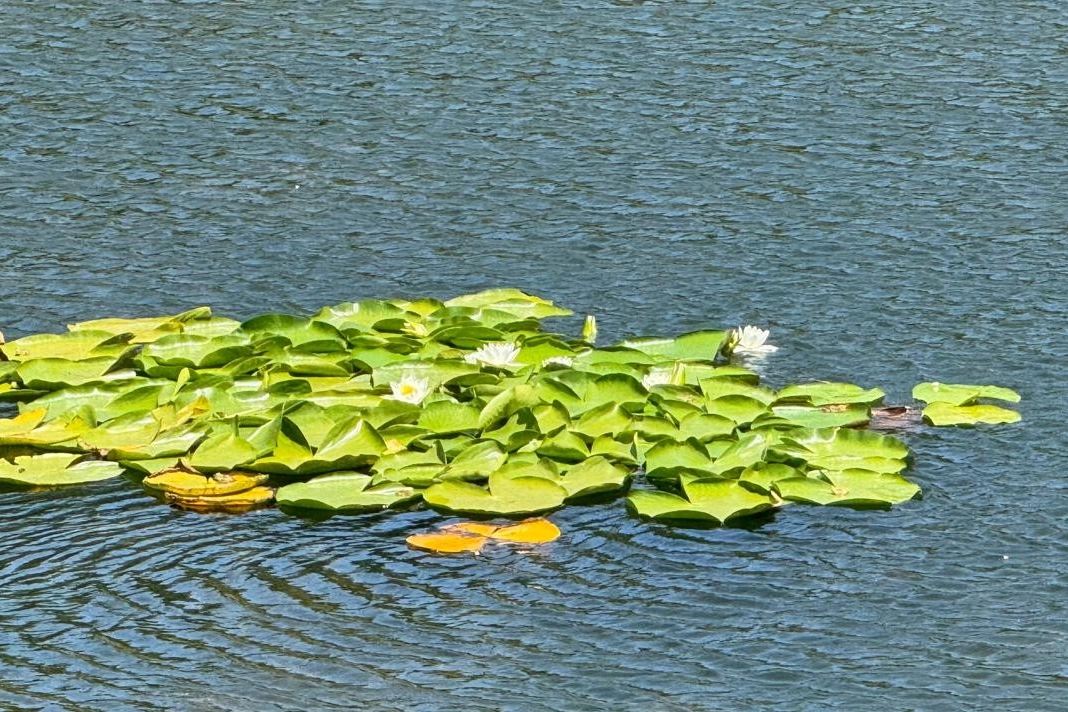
[3, 0, 1068, 709]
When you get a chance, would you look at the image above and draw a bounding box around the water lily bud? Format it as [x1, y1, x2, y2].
[581, 315, 597, 344]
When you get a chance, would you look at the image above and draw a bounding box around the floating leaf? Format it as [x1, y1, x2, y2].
[0, 453, 124, 487]
[185, 431, 260, 473]
[626, 478, 775, 524]
[143, 469, 268, 496]
[559, 456, 631, 500]
[621, 331, 728, 362]
[643, 439, 711, 484]
[912, 382, 1021, 406]
[276, 472, 420, 512]
[418, 400, 481, 435]
[752, 404, 871, 430]
[490, 518, 561, 543]
[776, 382, 885, 407]
[921, 402, 1021, 426]
[1, 331, 133, 362]
[445, 521, 500, 536]
[16, 357, 126, 390]
[774, 469, 920, 508]
[773, 427, 909, 473]
[141, 334, 253, 369]
[625, 490, 714, 521]
[406, 531, 487, 554]
[163, 486, 276, 513]
[423, 472, 567, 516]
[443, 440, 508, 480]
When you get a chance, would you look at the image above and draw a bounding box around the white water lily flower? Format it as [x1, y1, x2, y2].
[390, 373, 430, 404]
[642, 370, 672, 390]
[731, 325, 778, 356]
[542, 356, 574, 368]
[464, 342, 521, 368]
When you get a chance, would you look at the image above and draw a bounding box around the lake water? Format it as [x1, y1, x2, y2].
[2, 1, 1067, 710]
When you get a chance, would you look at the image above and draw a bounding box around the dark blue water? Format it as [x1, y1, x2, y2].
[2, 2, 1067, 710]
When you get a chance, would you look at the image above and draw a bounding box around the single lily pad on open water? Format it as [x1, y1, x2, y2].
[921, 402, 1021, 426]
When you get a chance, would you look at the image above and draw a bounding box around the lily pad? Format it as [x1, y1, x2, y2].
[626, 478, 775, 524]
[775, 382, 885, 407]
[774, 469, 920, 508]
[0, 453, 124, 486]
[558, 456, 631, 500]
[423, 472, 567, 516]
[921, 402, 1021, 426]
[163, 486, 276, 513]
[773, 427, 909, 473]
[912, 382, 1021, 406]
[143, 469, 269, 496]
[489, 518, 561, 543]
[276, 472, 421, 512]
[406, 531, 487, 554]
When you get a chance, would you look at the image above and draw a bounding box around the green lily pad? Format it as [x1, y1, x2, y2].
[620, 330, 728, 362]
[698, 378, 776, 404]
[775, 382, 885, 407]
[752, 404, 871, 430]
[185, 431, 260, 473]
[240, 314, 348, 353]
[536, 429, 591, 463]
[423, 471, 567, 516]
[912, 382, 1021, 406]
[921, 402, 1022, 426]
[774, 469, 920, 508]
[571, 403, 633, 441]
[418, 400, 482, 435]
[1, 330, 133, 362]
[141, 334, 253, 369]
[773, 427, 909, 473]
[643, 439, 712, 484]
[704, 395, 770, 427]
[626, 478, 774, 524]
[0, 453, 125, 487]
[559, 456, 631, 500]
[67, 307, 217, 342]
[15, 357, 127, 390]
[442, 288, 572, 319]
[738, 462, 803, 494]
[443, 440, 508, 480]
[276, 472, 421, 512]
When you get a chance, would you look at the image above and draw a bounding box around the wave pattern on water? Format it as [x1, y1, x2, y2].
[2, 1, 1067, 710]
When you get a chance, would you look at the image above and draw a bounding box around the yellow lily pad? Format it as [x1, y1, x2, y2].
[444, 521, 500, 537]
[143, 469, 269, 496]
[489, 518, 561, 544]
[163, 485, 276, 513]
[406, 531, 487, 554]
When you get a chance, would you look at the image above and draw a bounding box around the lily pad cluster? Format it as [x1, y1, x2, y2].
[0, 289, 1020, 529]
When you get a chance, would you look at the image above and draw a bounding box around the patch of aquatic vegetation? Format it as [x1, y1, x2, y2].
[0, 290, 1020, 532]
